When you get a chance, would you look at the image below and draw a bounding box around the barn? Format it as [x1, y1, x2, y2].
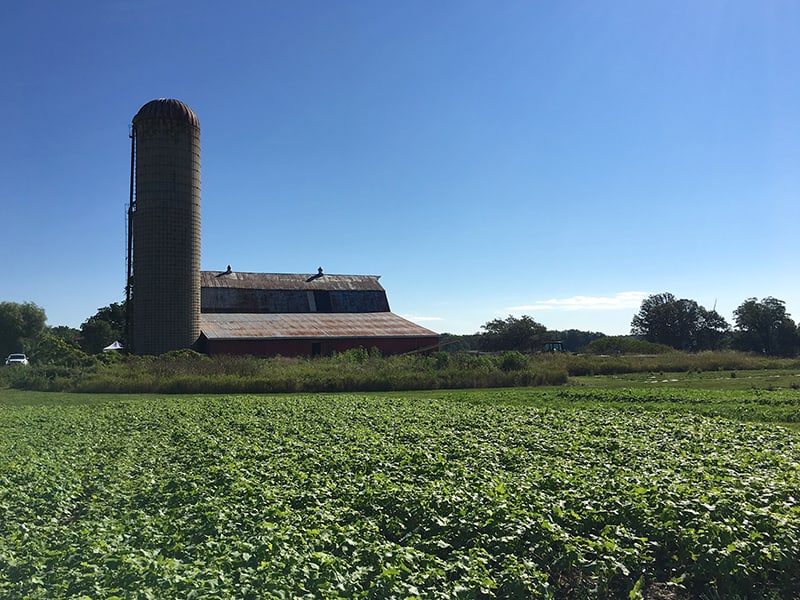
[195, 268, 439, 357]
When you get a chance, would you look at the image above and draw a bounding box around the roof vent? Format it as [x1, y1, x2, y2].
[306, 267, 324, 283]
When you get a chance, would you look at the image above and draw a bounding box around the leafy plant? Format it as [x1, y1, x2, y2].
[499, 351, 529, 372]
[1, 390, 799, 598]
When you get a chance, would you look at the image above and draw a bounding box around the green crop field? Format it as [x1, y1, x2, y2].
[1, 388, 799, 599]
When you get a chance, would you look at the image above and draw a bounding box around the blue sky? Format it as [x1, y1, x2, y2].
[2, 1, 799, 335]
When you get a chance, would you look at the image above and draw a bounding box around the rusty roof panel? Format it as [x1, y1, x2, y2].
[200, 312, 438, 340]
[200, 271, 385, 291]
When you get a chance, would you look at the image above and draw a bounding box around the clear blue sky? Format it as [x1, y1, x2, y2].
[2, 1, 798, 336]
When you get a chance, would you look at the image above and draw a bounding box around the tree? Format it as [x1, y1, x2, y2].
[80, 319, 115, 354]
[548, 329, 607, 353]
[733, 297, 798, 356]
[478, 315, 547, 353]
[0, 301, 47, 358]
[693, 308, 731, 351]
[631, 293, 729, 351]
[80, 302, 126, 354]
[35, 334, 92, 367]
[49, 325, 81, 345]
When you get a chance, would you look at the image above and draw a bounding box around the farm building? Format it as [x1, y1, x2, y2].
[126, 97, 438, 356]
[196, 269, 439, 357]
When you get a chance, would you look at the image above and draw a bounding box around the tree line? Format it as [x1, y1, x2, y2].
[2, 292, 799, 363]
[443, 294, 800, 357]
[0, 301, 125, 361]
[631, 293, 799, 356]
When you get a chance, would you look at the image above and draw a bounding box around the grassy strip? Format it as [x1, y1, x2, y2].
[3, 349, 800, 395]
[2, 350, 569, 393]
[560, 350, 800, 377]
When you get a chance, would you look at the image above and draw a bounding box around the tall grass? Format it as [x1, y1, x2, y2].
[1, 350, 567, 394]
[563, 350, 800, 376]
[2, 349, 797, 394]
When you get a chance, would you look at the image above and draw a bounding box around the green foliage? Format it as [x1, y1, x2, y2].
[479, 315, 547, 353]
[586, 336, 674, 355]
[438, 333, 481, 354]
[564, 351, 800, 383]
[6, 350, 570, 393]
[631, 293, 729, 351]
[0, 391, 798, 598]
[47, 325, 80, 345]
[161, 348, 210, 362]
[79, 319, 115, 354]
[80, 302, 126, 354]
[733, 297, 799, 356]
[33, 334, 93, 367]
[547, 329, 606, 352]
[543, 385, 800, 423]
[445, 330, 604, 355]
[0, 301, 47, 358]
[7, 348, 800, 395]
[431, 351, 451, 369]
[332, 347, 374, 365]
[498, 351, 529, 371]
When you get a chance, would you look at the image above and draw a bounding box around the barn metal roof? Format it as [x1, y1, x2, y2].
[199, 312, 438, 340]
[200, 270, 385, 292]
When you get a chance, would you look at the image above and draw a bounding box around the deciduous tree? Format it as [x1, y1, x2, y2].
[0, 301, 47, 358]
[631, 293, 729, 351]
[80, 302, 126, 354]
[49, 325, 81, 345]
[479, 315, 547, 353]
[733, 297, 798, 356]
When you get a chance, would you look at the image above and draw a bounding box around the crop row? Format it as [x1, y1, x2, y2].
[458, 385, 800, 424]
[1, 393, 799, 598]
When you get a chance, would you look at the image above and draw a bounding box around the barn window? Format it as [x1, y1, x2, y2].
[313, 291, 332, 312]
[311, 342, 322, 356]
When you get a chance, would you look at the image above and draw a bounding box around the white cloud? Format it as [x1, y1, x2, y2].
[402, 315, 445, 322]
[509, 291, 650, 312]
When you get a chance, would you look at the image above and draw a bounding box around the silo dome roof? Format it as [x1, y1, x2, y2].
[133, 98, 199, 128]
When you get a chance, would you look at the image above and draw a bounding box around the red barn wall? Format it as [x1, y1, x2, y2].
[197, 336, 438, 357]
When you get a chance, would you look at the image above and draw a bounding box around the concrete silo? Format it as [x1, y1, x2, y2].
[128, 98, 201, 355]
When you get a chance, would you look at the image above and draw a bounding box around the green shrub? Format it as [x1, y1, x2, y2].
[431, 352, 451, 369]
[453, 352, 494, 372]
[33, 334, 95, 367]
[499, 351, 529, 372]
[161, 348, 209, 361]
[586, 337, 674, 355]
